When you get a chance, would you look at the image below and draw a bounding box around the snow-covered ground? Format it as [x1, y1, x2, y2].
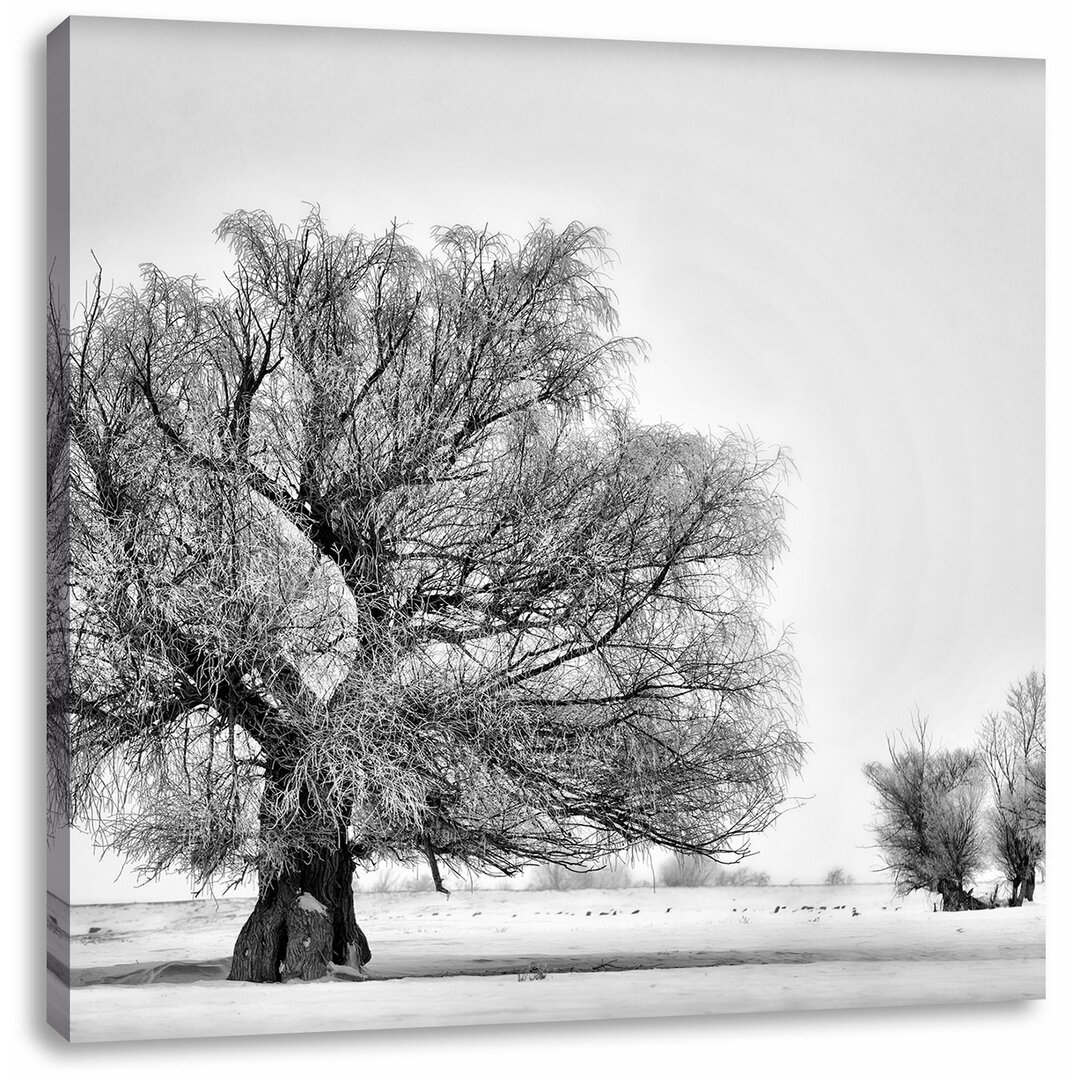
[48, 882, 1045, 1042]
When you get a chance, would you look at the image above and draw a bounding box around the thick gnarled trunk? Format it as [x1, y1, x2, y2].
[937, 879, 988, 912]
[228, 830, 371, 983]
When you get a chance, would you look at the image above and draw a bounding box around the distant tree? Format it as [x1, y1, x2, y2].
[532, 861, 632, 890]
[51, 209, 805, 982]
[721, 867, 770, 887]
[824, 866, 853, 887]
[532, 862, 577, 891]
[864, 716, 987, 911]
[980, 671, 1046, 905]
[660, 854, 718, 888]
[657, 858, 771, 887]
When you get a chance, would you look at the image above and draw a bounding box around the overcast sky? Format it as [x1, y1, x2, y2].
[63, 17, 1044, 902]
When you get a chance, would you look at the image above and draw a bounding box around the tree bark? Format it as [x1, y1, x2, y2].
[228, 875, 292, 982]
[228, 829, 371, 983]
[295, 828, 372, 972]
[283, 892, 334, 981]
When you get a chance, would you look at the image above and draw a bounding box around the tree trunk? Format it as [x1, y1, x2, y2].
[1022, 872, 1036, 903]
[938, 879, 987, 912]
[228, 828, 370, 983]
[283, 893, 334, 981]
[938, 880, 961, 912]
[294, 828, 372, 972]
[228, 875, 293, 982]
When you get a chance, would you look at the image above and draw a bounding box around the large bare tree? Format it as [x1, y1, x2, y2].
[50, 209, 804, 981]
[980, 671, 1045, 905]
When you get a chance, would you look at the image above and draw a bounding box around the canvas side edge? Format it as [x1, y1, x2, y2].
[46, 15, 72, 1044]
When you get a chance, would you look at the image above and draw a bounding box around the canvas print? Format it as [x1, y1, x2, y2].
[46, 18, 1045, 1042]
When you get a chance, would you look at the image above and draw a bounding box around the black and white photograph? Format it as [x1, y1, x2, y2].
[45, 14, 1048, 1045]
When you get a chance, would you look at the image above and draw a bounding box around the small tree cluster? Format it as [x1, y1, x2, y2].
[530, 862, 633, 890]
[824, 867, 854, 887]
[980, 671, 1045, 905]
[864, 716, 985, 911]
[864, 671, 1046, 911]
[658, 855, 770, 887]
[659, 854, 717, 887]
[714, 866, 771, 887]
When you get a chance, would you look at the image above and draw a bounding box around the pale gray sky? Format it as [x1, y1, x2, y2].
[65, 18, 1044, 902]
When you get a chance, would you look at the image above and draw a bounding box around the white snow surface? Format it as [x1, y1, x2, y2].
[296, 892, 328, 916]
[50, 882, 1045, 1042]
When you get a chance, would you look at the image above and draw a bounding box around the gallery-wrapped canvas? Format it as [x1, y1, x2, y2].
[46, 17, 1045, 1043]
